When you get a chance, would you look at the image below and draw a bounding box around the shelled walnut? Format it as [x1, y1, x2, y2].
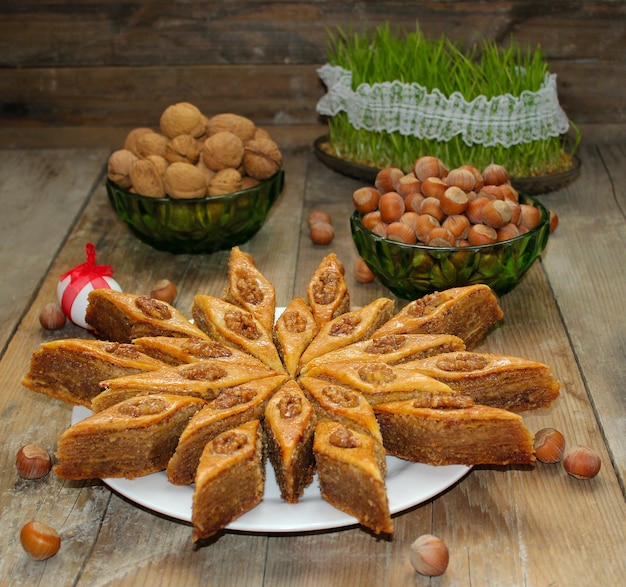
[107, 103, 282, 200]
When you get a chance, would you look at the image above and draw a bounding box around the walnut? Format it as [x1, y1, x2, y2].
[240, 176, 260, 190]
[179, 362, 228, 381]
[436, 353, 490, 372]
[207, 113, 256, 141]
[211, 430, 249, 455]
[181, 340, 233, 359]
[117, 396, 168, 417]
[160, 102, 206, 139]
[224, 310, 260, 340]
[196, 158, 216, 186]
[164, 162, 207, 199]
[144, 155, 168, 176]
[329, 426, 358, 449]
[253, 126, 271, 141]
[123, 127, 154, 156]
[134, 131, 169, 159]
[278, 393, 303, 419]
[202, 131, 244, 171]
[134, 296, 172, 319]
[243, 138, 283, 180]
[165, 134, 201, 165]
[129, 158, 166, 198]
[107, 149, 138, 189]
[330, 315, 361, 336]
[208, 168, 243, 197]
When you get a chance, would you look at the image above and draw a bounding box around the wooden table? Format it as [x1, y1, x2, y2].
[1, 129, 625, 586]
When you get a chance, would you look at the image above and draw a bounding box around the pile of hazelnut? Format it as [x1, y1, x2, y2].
[353, 156, 552, 247]
[107, 103, 282, 199]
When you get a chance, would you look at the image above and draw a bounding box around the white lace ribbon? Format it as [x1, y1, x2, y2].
[316, 63, 570, 147]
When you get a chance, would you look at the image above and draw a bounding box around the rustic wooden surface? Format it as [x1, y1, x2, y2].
[0, 0, 625, 147]
[1, 127, 625, 586]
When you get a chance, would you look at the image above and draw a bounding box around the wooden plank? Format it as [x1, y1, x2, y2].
[0, 148, 109, 350]
[539, 143, 626, 485]
[0, 1, 623, 67]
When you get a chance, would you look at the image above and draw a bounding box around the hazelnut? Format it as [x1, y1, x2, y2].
[404, 192, 425, 213]
[518, 204, 542, 231]
[496, 223, 521, 242]
[371, 221, 388, 238]
[410, 534, 449, 576]
[442, 214, 470, 239]
[165, 134, 201, 165]
[374, 167, 404, 193]
[414, 156, 446, 181]
[150, 279, 178, 304]
[307, 210, 332, 228]
[243, 138, 283, 180]
[129, 158, 166, 198]
[164, 162, 207, 199]
[396, 173, 422, 197]
[39, 303, 66, 330]
[425, 227, 456, 247]
[107, 149, 138, 189]
[20, 521, 61, 561]
[563, 445, 601, 479]
[534, 427, 565, 463]
[482, 163, 509, 186]
[468, 223, 498, 246]
[421, 177, 447, 200]
[386, 221, 417, 244]
[352, 187, 380, 214]
[549, 210, 559, 233]
[206, 113, 256, 141]
[399, 211, 420, 233]
[446, 167, 476, 192]
[420, 197, 444, 222]
[415, 213, 440, 242]
[16, 444, 52, 479]
[354, 257, 375, 283]
[160, 102, 206, 139]
[208, 168, 243, 196]
[202, 131, 244, 171]
[378, 192, 405, 223]
[361, 211, 382, 230]
[440, 186, 469, 216]
[309, 221, 334, 245]
[482, 199, 512, 228]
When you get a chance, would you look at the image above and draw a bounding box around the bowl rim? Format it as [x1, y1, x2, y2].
[351, 194, 549, 252]
[106, 167, 284, 204]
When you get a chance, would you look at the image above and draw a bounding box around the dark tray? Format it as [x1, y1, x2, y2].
[313, 135, 581, 195]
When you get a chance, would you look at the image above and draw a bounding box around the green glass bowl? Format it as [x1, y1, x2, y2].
[351, 194, 550, 299]
[106, 168, 284, 254]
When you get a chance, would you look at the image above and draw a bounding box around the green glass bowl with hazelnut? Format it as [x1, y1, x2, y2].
[351, 194, 550, 299]
[106, 168, 284, 254]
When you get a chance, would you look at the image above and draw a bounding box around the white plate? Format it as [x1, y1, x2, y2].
[71, 405, 470, 532]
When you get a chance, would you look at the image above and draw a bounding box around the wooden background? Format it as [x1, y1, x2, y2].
[0, 0, 624, 149]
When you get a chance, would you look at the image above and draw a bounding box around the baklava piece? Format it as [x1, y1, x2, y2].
[85, 289, 208, 343]
[405, 351, 561, 412]
[373, 284, 503, 350]
[298, 297, 395, 369]
[300, 332, 465, 375]
[306, 253, 350, 327]
[192, 295, 285, 373]
[314, 421, 392, 535]
[54, 394, 205, 480]
[192, 420, 265, 542]
[374, 400, 535, 466]
[272, 296, 319, 378]
[21, 338, 167, 407]
[167, 374, 287, 485]
[222, 246, 276, 335]
[263, 380, 317, 503]
[92, 358, 280, 411]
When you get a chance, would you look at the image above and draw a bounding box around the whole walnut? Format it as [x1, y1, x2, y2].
[196, 158, 216, 185]
[202, 131, 244, 171]
[208, 168, 243, 197]
[144, 154, 168, 176]
[160, 102, 206, 139]
[129, 158, 166, 198]
[207, 113, 256, 141]
[134, 132, 169, 159]
[123, 127, 154, 156]
[165, 134, 201, 165]
[164, 162, 208, 199]
[107, 149, 138, 188]
[243, 138, 282, 180]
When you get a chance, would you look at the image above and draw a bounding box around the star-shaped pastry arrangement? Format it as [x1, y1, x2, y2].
[22, 247, 561, 541]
